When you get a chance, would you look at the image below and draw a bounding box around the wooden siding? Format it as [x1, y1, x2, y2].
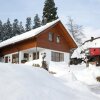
[57, 21, 77, 49]
[0, 38, 37, 56]
[37, 24, 70, 52]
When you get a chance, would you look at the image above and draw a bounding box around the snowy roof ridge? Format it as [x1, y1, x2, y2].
[82, 36, 100, 45]
[0, 19, 60, 48]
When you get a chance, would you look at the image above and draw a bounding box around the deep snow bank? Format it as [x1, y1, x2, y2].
[74, 64, 100, 85]
[0, 63, 100, 100]
[49, 61, 100, 85]
[25, 59, 42, 66]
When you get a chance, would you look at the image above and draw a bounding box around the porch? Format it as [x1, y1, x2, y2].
[3, 47, 44, 64]
[0, 47, 69, 64]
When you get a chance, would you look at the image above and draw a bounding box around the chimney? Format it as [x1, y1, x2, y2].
[90, 37, 94, 42]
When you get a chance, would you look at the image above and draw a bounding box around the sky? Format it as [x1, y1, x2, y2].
[0, 0, 100, 40]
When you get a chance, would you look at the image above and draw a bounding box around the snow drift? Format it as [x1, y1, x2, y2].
[74, 64, 100, 85]
[0, 62, 100, 100]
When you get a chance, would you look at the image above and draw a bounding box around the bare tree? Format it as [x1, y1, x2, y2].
[67, 17, 85, 46]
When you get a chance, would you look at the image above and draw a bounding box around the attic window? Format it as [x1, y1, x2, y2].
[56, 35, 60, 43]
[48, 32, 53, 41]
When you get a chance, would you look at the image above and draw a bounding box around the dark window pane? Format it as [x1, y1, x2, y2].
[5, 56, 8, 63]
[51, 52, 64, 62]
[24, 53, 29, 61]
[33, 52, 39, 60]
[60, 53, 64, 61]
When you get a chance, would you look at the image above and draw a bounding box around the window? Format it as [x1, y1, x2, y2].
[33, 52, 39, 60]
[24, 53, 29, 61]
[51, 52, 64, 62]
[56, 35, 60, 43]
[60, 53, 64, 61]
[48, 32, 53, 41]
[5, 56, 8, 63]
[12, 53, 19, 63]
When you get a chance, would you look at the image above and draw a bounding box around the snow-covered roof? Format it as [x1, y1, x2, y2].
[72, 38, 100, 58]
[82, 38, 100, 49]
[0, 19, 60, 48]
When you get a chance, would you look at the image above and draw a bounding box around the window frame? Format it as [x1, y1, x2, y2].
[12, 53, 19, 63]
[48, 32, 53, 42]
[5, 56, 8, 63]
[33, 52, 39, 60]
[24, 53, 29, 61]
[51, 51, 64, 62]
[56, 35, 60, 43]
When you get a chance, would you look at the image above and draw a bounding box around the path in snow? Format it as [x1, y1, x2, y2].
[89, 84, 100, 94]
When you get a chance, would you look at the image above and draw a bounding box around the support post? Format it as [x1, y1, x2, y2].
[18, 50, 19, 64]
[36, 46, 37, 59]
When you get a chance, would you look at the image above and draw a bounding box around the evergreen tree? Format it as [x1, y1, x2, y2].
[42, 17, 47, 25]
[2, 19, 13, 41]
[42, 0, 58, 23]
[2, 23, 8, 40]
[25, 17, 32, 31]
[12, 19, 21, 36]
[0, 19, 25, 41]
[6, 18, 13, 38]
[33, 14, 41, 29]
[19, 21, 25, 33]
[0, 20, 3, 42]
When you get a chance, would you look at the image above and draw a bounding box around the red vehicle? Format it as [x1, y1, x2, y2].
[89, 48, 100, 56]
[85, 48, 100, 66]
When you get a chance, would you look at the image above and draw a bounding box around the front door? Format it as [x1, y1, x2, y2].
[5, 56, 8, 63]
[12, 53, 19, 63]
[33, 52, 39, 60]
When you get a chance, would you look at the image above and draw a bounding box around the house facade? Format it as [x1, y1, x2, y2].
[0, 20, 77, 65]
[72, 37, 100, 66]
[85, 48, 100, 66]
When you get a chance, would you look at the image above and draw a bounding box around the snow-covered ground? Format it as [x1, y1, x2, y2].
[49, 62, 100, 84]
[0, 62, 100, 100]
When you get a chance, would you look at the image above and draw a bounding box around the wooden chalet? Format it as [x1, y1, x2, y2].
[0, 19, 77, 64]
